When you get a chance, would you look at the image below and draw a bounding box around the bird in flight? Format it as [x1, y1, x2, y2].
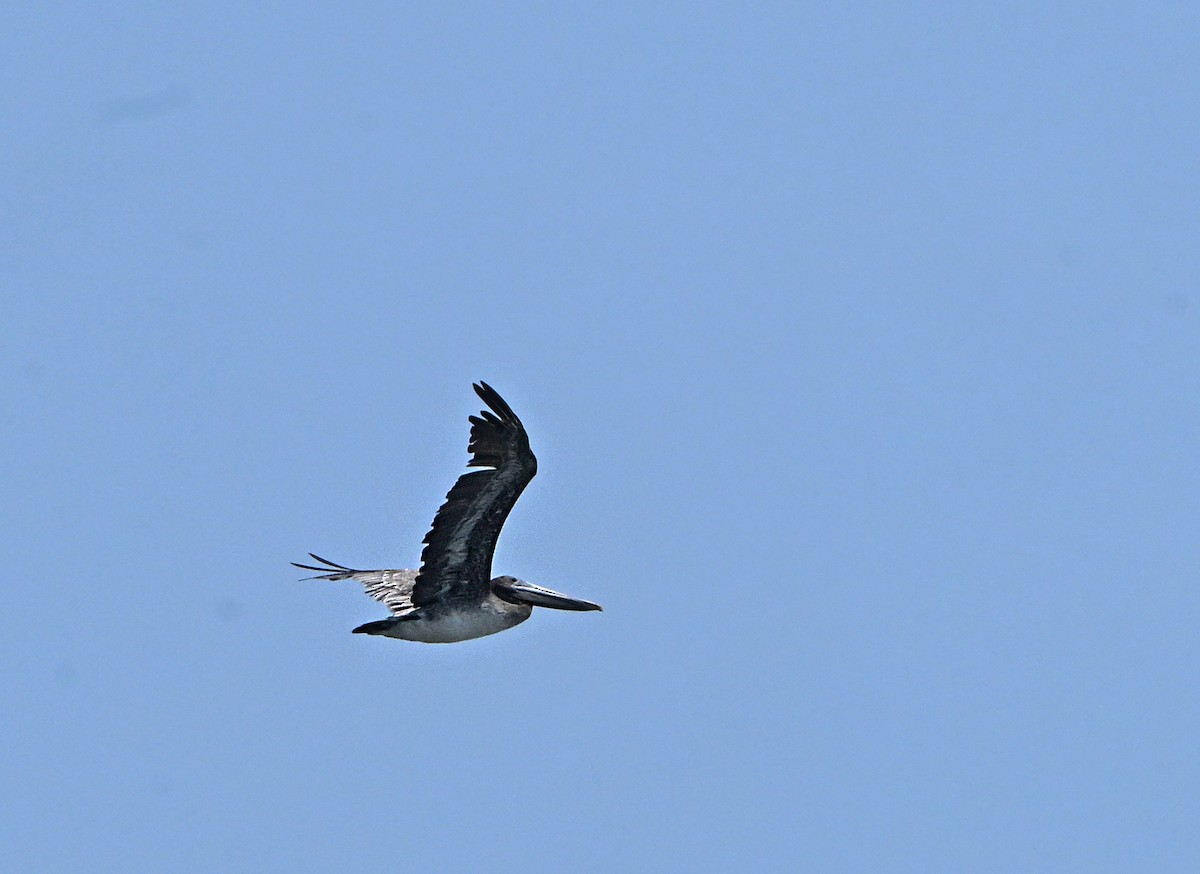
[294, 382, 602, 643]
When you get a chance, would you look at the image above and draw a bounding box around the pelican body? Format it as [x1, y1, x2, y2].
[294, 383, 601, 643]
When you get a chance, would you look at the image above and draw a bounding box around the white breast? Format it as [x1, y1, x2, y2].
[380, 597, 533, 643]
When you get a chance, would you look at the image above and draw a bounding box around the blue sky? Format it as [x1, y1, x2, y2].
[3, 4, 1198, 871]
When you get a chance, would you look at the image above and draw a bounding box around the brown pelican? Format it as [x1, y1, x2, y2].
[294, 382, 602, 643]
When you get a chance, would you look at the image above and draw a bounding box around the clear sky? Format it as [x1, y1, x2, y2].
[3, 4, 1198, 871]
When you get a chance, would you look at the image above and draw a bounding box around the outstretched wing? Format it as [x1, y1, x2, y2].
[411, 382, 537, 608]
[292, 553, 418, 616]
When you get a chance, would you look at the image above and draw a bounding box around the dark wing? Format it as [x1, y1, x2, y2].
[410, 382, 537, 607]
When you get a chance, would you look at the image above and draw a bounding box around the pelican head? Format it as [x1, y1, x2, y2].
[492, 576, 603, 612]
